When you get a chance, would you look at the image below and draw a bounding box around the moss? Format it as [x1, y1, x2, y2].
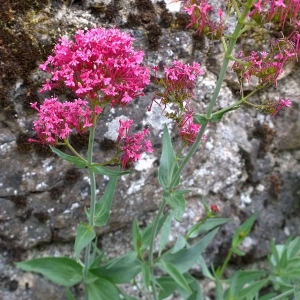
[146, 23, 162, 50]
[8, 195, 27, 208]
[100, 137, 117, 151]
[16, 133, 32, 154]
[64, 168, 81, 185]
[33, 210, 50, 223]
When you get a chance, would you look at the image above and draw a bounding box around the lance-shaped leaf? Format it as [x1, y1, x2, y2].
[232, 213, 258, 248]
[89, 252, 142, 284]
[210, 106, 239, 122]
[88, 164, 131, 177]
[85, 277, 122, 300]
[91, 176, 118, 227]
[16, 257, 82, 287]
[74, 222, 96, 261]
[187, 218, 230, 238]
[160, 228, 218, 273]
[163, 191, 185, 222]
[158, 125, 179, 190]
[193, 114, 209, 125]
[157, 261, 192, 293]
[50, 146, 87, 168]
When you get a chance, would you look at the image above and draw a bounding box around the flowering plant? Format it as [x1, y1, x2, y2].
[16, 1, 299, 299]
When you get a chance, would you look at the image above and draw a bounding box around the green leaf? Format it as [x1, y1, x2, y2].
[88, 164, 131, 177]
[65, 288, 76, 300]
[193, 114, 209, 125]
[132, 217, 142, 254]
[16, 257, 82, 287]
[157, 276, 178, 299]
[237, 278, 269, 299]
[163, 191, 185, 222]
[50, 147, 87, 168]
[89, 252, 142, 284]
[74, 223, 96, 261]
[160, 228, 219, 273]
[158, 125, 179, 190]
[197, 256, 214, 280]
[231, 247, 245, 256]
[258, 293, 277, 300]
[141, 263, 151, 290]
[185, 273, 205, 300]
[141, 213, 170, 251]
[85, 277, 122, 300]
[107, 251, 137, 269]
[171, 236, 187, 253]
[159, 214, 173, 256]
[232, 213, 258, 248]
[210, 106, 239, 122]
[158, 261, 192, 293]
[92, 176, 118, 227]
[187, 218, 230, 238]
[227, 270, 266, 298]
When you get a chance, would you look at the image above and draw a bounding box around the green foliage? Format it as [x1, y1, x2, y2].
[163, 190, 186, 221]
[16, 257, 83, 287]
[158, 125, 179, 190]
[232, 213, 258, 249]
[50, 146, 87, 168]
[89, 251, 142, 284]
[187, 218, 230, 238]
[269, 237, 300, 293]
[74, 222, 96, 261]
[159, 228, 219, 273]
[91, 176, 118, 227]
[85, 276, 122, 300]
[88, 164, 132, 176]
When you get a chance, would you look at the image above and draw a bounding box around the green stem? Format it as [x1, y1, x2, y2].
[217, 248, 234, 278]
[269, 289, 294, 300]
[64, 139, 88, 164]
[148, 199, 166, 300]
[83, 124, 97, 280]
[169, 0, 254, 189]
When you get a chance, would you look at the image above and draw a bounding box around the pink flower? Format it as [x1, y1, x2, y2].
[271, 98, 291, 116]
[155, 60, 204, 109]
[210, 204, 219, 213]
[39, 28, 150, 107]
[183, 0, 225, 39]
[29, 98, 102, 145]
[179, 113, 205, 145]
[249, 0, 300, 27]
[116, 119, 153, 168]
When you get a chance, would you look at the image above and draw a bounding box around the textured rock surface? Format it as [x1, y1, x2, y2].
[1, 0, 300, 299]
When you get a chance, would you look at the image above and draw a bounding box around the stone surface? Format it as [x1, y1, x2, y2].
[1, 1, 300, 299]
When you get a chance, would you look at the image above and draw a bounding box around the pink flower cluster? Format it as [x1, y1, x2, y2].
[29, 98, 101, 145]
[155, 60, 204, 109]
[152, 61, 205, 145]
[183, 0, 225, 39]
[249, 0, 300, 27]
[179, 113, 206, 145]
[116, 120, 153, 168]
[259, 98, 291, 116]
[40, 28, 150, 107]
[232, 34, 299, 87]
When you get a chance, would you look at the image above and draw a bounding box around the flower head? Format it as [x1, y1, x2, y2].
[153, 60, 204, 112]
[210, 204, 220, 213]
[179, 113, 205, 145]
[249, 0, 300, 28]
[258, 98, 291, 116]
[183, 0, 225, 39]
[29, 98, 101, 145]
[116, 119, 153, 168]
[40, 28, 150, 107]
